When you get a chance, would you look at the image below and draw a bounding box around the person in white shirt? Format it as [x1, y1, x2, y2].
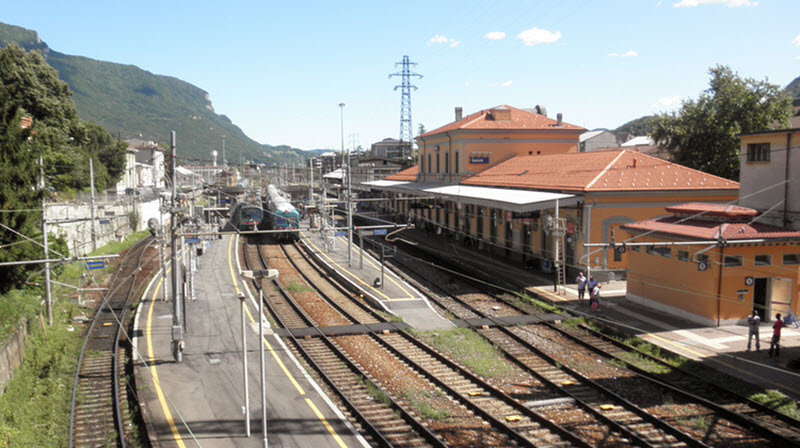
[746, 309, 760, 352]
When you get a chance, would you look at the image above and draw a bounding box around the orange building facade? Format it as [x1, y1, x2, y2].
[622, 203, 800, 326]
[416, 106, 584, 184]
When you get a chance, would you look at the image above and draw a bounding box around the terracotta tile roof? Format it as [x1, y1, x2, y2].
[665, 203, 758, 219]
[419, 105, 584, 138]
[623, 217, 800, 241]
[461, 149, 739, 193]
[385, 166, 418, 181]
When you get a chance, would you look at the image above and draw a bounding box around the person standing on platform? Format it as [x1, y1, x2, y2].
[590, 284, 601, 311]
[746, 309, 760, 352]
[587, 276, 598, 300]
[576, 272, 588, 303]
[768, 313, 784, 358]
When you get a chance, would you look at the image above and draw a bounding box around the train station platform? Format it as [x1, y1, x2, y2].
[299, 227, 454, 331]
[396, 228, 800, 402]
[132, 234, 368, 448]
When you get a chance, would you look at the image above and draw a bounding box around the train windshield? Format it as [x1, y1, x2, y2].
[241, 208, 262, 221]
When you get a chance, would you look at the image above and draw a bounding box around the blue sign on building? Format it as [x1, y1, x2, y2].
[334, 232, 347, 238]
[374, 229, 387, 236]
[470, 156, 489, 164]
[185, 237, 200, 244]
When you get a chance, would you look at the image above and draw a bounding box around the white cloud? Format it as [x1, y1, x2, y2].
[609, 50, 638, 58]
[428, 35, 461, 47]
[502, 80, 513, 87]
[517, 28, 562, 47]
[656, 1, 663, 6]
[652, 96, 683, 109]
[488, 80, 513, 88]
[465, 81, 471, 87]
[793, 34, 800, 47]
[674, 0, 756, 8]
[485, 31, 506, 41]
[795, 56, 800, 61]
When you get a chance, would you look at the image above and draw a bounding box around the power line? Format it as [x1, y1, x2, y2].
[389, 56, 423, 146]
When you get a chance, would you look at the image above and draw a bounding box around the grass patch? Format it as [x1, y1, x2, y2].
[0, 229, 154, 446]
[361, 377, 392, 406]
[402, 390, 450, 420]
[0, 319, 82, 446]
[409, 328, 519, 379]
[514, 292, 561, 314]
[584, 321, 800, 422]
[284, 281, 315, 294]
[750, 390, 800, 420]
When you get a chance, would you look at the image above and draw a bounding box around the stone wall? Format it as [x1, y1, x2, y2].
[46, 196, 165, 256]
[0, 319, 28, 396]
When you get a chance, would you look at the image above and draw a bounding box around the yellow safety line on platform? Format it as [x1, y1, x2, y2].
[303, 233, 414, 301]
[146, 276, 187, 447]
[228, 236, 306, 395]
[229, 236, 348, 448]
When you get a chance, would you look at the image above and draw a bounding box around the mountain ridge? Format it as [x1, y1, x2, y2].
[0, 22, 309, 166]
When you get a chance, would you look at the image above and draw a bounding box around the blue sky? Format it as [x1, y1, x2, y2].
[3, 0, 799, 151]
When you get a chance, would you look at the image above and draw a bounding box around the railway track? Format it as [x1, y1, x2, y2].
[270, 239, 600, 446]
[241, 236, 444, 447]
[247, 237, 587, 446]
[69, 237, 154, 448]
[368, 237, 800, 447]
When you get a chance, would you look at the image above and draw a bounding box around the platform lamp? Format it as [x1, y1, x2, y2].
[241, 269, 279, 448]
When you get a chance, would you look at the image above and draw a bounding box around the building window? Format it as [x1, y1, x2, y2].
[455, 151, 459, 174]
[654, 247, 671, 258]
[630, 245, 641, 252]
[724, 255, 743, 267]
[677, 250, 689, 261]
[436, 153, 440, 173]
[746, 143, 770, 162]
[427, 153, 431, 173]
[754, 255, 771, 266]
[445, 152, 449, 174]
[696, 254, 709, 264]
[783, 254, 800, 265]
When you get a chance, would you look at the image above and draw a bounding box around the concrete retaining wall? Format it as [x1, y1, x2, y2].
[0, 319, 28, 396]
[46, 197, 164, 256]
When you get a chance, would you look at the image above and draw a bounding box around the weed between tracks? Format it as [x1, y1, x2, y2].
[408, 328, 520, 379]
[580, 319, 800, 421]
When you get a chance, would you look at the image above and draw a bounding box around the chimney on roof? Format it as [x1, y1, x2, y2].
[455, 107, 463, 122]
[556, 113, 563, 127]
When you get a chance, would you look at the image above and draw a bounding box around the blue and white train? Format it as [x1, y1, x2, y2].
[263, 185, 300, 241]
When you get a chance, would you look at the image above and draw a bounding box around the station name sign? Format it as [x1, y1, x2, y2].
[470, 156, 489, 164]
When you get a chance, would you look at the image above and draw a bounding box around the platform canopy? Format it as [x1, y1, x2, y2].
[363, 180, 580, 212]
[322, 168, 344, 180]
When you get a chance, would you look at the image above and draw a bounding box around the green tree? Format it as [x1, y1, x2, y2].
[649, 65, 792, 181]
[0, 44, 85, 291]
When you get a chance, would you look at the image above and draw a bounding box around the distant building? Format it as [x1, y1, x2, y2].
[738, 126, 800, 230]
[579, 130, 617, 152]
[125, 138, 165, 191]
[370, 138, 413, 160]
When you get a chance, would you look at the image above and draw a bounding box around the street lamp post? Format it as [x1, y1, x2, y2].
[338, 102, 353, 267]
[241, 269, 279, 448]
[238, 292, 250, 437]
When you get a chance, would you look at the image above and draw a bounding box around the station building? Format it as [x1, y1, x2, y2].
[364, 105, 740, 280]
[621, 203, 800, 326]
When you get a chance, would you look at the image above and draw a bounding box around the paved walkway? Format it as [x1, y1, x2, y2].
[300, 227, 454, 331]
[133, 234, 367, 448]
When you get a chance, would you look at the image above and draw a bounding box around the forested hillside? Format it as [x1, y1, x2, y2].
[0, 22, 307, 165]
